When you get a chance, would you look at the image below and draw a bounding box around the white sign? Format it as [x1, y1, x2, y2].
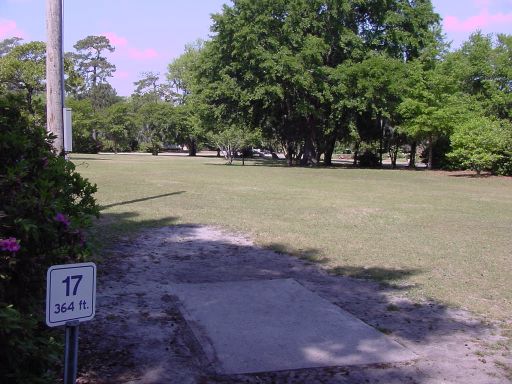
[46, 262, 96, 327]
[63, 107, 72, 152]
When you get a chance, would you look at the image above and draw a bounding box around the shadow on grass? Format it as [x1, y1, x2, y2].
[79, 214, 504, 384]
[100, 191, 186, 210]
[71, 156, 112, 162]
[206, 158, 431, 172]
[267, 243, 421, 289]
[448, 171, 493, 178]
[330, 265, 422, 288]
[86, 211, 179, 255]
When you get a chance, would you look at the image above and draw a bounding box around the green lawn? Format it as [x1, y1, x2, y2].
[72, 153, 512, 321]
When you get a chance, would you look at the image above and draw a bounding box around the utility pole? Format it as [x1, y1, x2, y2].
[46, 0, 64, 155]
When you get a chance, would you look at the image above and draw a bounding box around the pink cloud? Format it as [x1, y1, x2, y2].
[102, 32, 128, 48]
[114, 70, 130, 79]
[101, 31, 158, 61]
[128, 48, 159, 60]
[444, 2, 512, 32]
[0, 18, 26, 39]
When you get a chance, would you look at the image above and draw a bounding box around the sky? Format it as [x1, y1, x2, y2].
[1, 0, 511, 96]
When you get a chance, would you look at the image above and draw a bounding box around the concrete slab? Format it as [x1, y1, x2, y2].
[171, 279, 416, 374]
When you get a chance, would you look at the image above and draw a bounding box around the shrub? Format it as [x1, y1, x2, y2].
[448, 117, 512, 175]
[0, 94, 99, 382]
[357, 149, 380, 167]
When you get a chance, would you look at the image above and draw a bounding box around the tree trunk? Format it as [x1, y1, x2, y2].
[427, 135, 433, 170]
[379, 118, 383, 167]
[353, 141, 360, 166]
[227, 145, 233, 164]
[188, 139, 197, 156]
[409, 141, 416, 168]
[285, 142, 294, 166]
[286, 154, 293, 166]
[390, 146, 398, 169]
[323, 137, 336, 166]
[300, 137, 316, 166]
[315, 151, 322, 165]
[26, 90, 34, 114]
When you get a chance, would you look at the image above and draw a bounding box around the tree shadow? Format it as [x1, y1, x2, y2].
[205, 158, 432, 173]
[86, 211, 180, 256]
[100, 191, 186, 210]
[71, 156, 112, 161]
[78, 221, 508, 384]
[448, 171, 494, 178]
[330, 265, 422, 288]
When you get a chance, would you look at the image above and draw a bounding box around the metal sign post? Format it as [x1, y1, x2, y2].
[64, 320, 79, 384]
[46, 262, 96, 383]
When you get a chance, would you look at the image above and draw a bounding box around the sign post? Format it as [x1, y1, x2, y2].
[46, 262, 96, 384]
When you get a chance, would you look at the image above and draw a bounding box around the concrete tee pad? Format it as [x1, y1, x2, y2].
[171, 278, 416, 374]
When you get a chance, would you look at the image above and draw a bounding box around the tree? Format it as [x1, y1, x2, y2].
[333, 54, 408, 166]
[167, 40, 206, 155]
[65, 97, 101, 153]
[207, 124, 259, 165]
[133, 71, 161, 103]
[447, 32, 512, 125]
[0, 37, 23, 57]
[87, 82, 121, 111]
[197, 0, 442, 167]
[102, 102, 136, 153]
[136, 102, 176, 155]
[72, 35, 116, 91]
[398, 61, 462, 169]
[167, 40, 204, 104]
[0, 41, 46, 113]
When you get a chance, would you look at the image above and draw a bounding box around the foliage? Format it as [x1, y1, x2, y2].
[0, 94, 99, 382]
[397, 61, 465, 168]
[167, 41, 206, 155]
[357, 149, 380, 167]
[101, 102, 137, 153]
[66, 98, 101, 153]
[0, 305, 61, 384]
[0, 37, 23, 57]
[0, 41, 46, 113]
[167, 40, 204, 105]
[86, 82, 121, 112]
[132, 71, 170, 105]
[194, 0, 442, 166]
[136, 102, 176, 155]
[207, 125, 260, 164]
[71, 35, 116, 90]
[448, 117, 512, 175]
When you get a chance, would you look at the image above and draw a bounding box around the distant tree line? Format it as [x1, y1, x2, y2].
[0, 0, 510, 174]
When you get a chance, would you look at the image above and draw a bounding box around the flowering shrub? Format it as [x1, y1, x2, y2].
[0, 94, 99, 382]
[0, 237, 20, 252]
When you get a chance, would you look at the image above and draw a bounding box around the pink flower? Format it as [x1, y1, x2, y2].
[0, 237, 21, 252]
[54, 212, 70, 228]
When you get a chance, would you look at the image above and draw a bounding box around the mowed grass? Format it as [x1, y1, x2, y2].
[72, 153, 512, 321]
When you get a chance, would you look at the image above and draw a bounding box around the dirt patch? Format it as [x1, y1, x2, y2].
[78, 225, 511, 383]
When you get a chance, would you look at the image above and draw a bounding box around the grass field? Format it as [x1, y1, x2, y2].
[72, 153, 512, 321]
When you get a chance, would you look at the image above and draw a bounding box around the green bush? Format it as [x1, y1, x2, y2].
[357, 149, 380, 167]
[0, 94, 99, 382]
[448, 117, 512, 175]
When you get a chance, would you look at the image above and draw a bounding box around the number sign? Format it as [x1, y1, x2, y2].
[46, 262, 96, 327]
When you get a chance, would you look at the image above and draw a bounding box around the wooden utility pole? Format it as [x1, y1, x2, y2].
[46, 0, 64, 154]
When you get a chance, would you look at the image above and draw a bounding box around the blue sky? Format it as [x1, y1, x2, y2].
[1, 0, 511, 96]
